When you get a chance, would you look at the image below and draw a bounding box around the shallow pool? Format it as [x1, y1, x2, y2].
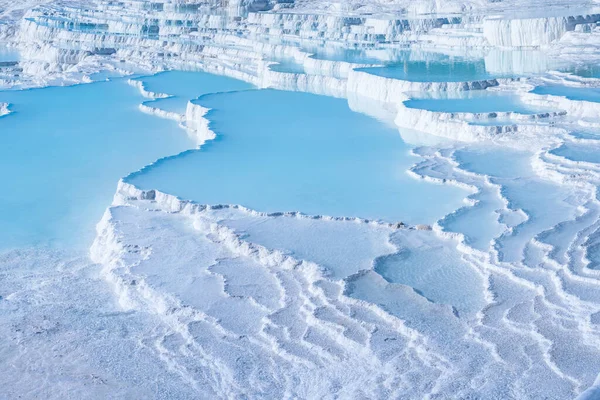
[551, 142, 600, 164]
[562, 64, 600, 79]
[405, 91, 548, 114]
[468, 119, 518, 126]
[454, 147, 576, 263]
[268, 60, 306, 74]
[305, 47, 406, 65]
[531, 85, 600, 103]
[135, 70, 254, 113]
[359, 57, 500, 82]
[127, 89, 468, 224]
[0, 79, 190, 249]
[0, 46, 19, 62]
[0, 71, 252, 250]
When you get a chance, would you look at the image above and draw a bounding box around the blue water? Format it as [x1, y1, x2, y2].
[0, 46, 19, 62]
[144, 96, 188, 113]
[454, 147, 575, 263]
[569, 130, 600, 141]
[0, 79, 193, 249]
[468, 119, 518, 126]
[88, 70, 129, 82]
[135, 70, 254, 113]
[455, 147, 533, 179]
[531, 85, 600, 103]
[306, 47, 406, 65]
[358, 58, 500, 82]
[562, 64, 600, 79]
[551, 143, 600, 164]
[441, 147, 529, 250]
[405, 91, 547, 114]
[127, 89, 468, 224]
[269, 60, 306, 74]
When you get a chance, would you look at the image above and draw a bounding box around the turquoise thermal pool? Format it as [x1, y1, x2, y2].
[127, 88, 468, 224]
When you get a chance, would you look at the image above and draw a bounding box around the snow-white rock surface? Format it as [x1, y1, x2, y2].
[3, 0, 600, 399]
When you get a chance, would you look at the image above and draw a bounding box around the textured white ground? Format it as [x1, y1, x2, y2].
[3, 0, 600, 398]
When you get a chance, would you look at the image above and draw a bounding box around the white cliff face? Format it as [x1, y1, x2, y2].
[246, 11, 459, 43]
[521, 90, 600, 120]
[347, 68, 502, 104]
[183, 100, 217, 146]
[483, 14, 600, 48]
[484, 48, 551, 75]
[396, 106, 565, 141]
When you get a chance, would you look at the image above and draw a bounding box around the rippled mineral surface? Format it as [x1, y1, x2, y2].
[2, 0, 600, 399]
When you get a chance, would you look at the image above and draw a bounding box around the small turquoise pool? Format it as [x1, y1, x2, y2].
[135, 70, 254, 113]
[358, 58, 500, 82]
[562, 64, 600, 79]
[405, 91, 548, 114]
[268, 60, 306, 74]
[468, 119, 518, 126]
[0, 46, 19, 62]
[551, 142, 600, 164]
[305, 47, 406, 65]
[531, 85, 600, 103]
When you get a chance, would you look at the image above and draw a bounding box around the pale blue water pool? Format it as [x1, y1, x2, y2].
[531, 85, 600, 103]
[563, 64, 600, 79]
[405, 91, 549, 114]
[551, 143, 600, 164]
[454, 147, 576, 263]
[305, 47, 407, 65]
[127, 89, 468, 224]
[0, 46, 19, 62]
[0, 79, 192, 249]
[444, 147, 532, 250]
[135, 70, 254, 113]
[145, 96, 186, 113]
[0, 71, 252, 250]
[569, 130, 600, 140]
[468, 119, 518, 126]
[455, 147, 533, 179]
[358, 58, 500, 82]
[268, 60, 306, 74]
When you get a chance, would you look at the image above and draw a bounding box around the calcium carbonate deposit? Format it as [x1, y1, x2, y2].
[2, 0, 600, 399]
